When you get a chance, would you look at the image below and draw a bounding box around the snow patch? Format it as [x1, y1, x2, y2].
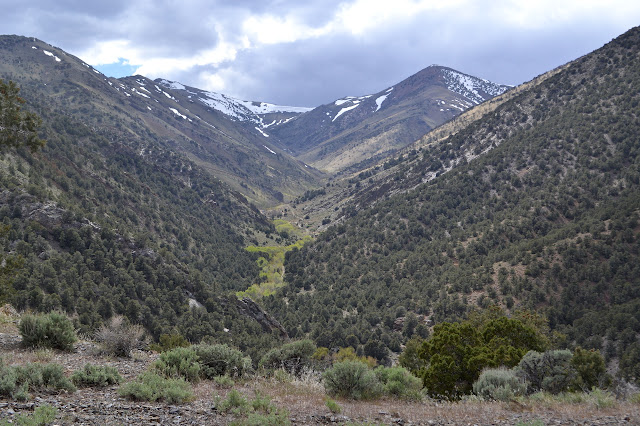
[169, 108, 186, 119]
[263, 144, 276, 154]
[332, 104, 359, 122]
[375, 94, 388, 112]
[133, 89, 150, 98]
[158, 79, 186, 91]
[256, 127, 270, 138]
[42, 50, 61, 62]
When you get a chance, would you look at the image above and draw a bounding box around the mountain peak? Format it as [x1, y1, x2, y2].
[156, 78, 312, 127]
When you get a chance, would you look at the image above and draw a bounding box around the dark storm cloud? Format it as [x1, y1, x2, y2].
[2, 1, 640, 106]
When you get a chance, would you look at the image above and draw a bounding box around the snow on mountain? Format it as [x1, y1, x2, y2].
[157, 79, 312, 128]
[333, 103, 360, 122]
[42, 49, 61, 62]
[441, 68, 509, 105]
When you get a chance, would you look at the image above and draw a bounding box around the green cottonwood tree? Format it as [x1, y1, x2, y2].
[0, 79, 45, 152]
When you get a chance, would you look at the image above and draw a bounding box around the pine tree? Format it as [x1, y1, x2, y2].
[0, 79, 45, 151]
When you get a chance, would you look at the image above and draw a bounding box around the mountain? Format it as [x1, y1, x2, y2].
[268, 65, 510, 173]
[0, 36, 322, 207]
[0, 35, 294, 359]
[155, 78, 311, 131]
[264, 26, 640, 376]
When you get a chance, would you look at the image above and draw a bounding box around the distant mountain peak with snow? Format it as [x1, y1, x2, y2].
[156, 79, 312, 129]
[440, 68, 510, 105]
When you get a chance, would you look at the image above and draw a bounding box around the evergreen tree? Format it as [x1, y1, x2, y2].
[0, 79, 45, 152]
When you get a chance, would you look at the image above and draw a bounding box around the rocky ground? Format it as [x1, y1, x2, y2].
[1, 315, 639, 425]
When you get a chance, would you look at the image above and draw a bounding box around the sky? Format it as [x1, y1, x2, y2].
[3, 1, 640, 107]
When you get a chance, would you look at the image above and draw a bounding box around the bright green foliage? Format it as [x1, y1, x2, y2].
[152, 347, 201, 382]
[18, 312, 76, 351]
[333, 347, 377, 368]
[71, 364, 122, 387]
[312, 347, 329, 361]
[473, 368, 527, 401]
[571, 347, 607, 391]
[239, 234, 312, 300]
[0, 360, 75, 400]
[0, 404, 57, 426]
[516, 350, 575, 394]
[322, 360, 381, 400]
[419, 315, 546, 399]
[258, 339, 316, 375]
[192, 343, 252, 378]
[0, 79, 45, 152]
[325, 398, 341, 413]
[118, 372, 192, 403]
[149, 333, 191, 352]
[374, 366, 422, 400]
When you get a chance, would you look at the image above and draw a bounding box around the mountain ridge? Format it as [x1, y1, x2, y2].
[268, 64, 510, 172]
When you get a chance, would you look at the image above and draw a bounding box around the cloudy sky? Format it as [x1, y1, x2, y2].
[4, 1, 640, 106]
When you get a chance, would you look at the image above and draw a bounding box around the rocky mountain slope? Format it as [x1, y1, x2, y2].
[265, 26, 640, 376]
[269, 65, 509, 172]
[0, 37, 298, 357]
[0, 36, 322, 207]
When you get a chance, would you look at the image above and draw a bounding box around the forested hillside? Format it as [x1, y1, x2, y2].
[0, 36, 322, 207]
[265, 27, 640, 378]
[0, 75, 287, 360]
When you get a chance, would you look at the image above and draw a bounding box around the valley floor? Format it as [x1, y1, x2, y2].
[0, 331, 638, 425]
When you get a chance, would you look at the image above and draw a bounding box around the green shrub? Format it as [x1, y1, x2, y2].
[473, 368, 527, 401]
[94, 316, 145, 358]
[0, 360, 75, 400]
[258, 339, 316, 375]
[71, 364, 122, 387]
[374, 366, 422, 400]
[149, 333, 191, 352]
[325, 398, 341, 414]
[217, 389, 250, 415]
[588, 388, 617, 410]
[152, 347, 201, 382]
[213, 375, 235, 388]
[516, 350, 576, 394]
[19, 312, 76, 351]
[322, 360, 381, 400]
[192, 343, 252, 378]
[250, 391, 273, 413]
[118, 372, 192, 403]
[0, 404, 57, 426]
[571, 347, 607, 391]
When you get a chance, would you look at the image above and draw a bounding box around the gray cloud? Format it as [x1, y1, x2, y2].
[3, 1, 640, 106]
